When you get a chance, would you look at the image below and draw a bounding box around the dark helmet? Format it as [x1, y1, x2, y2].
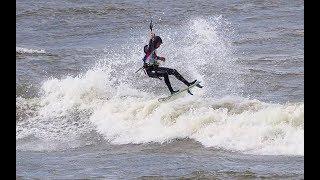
[154, 36, 162, 44]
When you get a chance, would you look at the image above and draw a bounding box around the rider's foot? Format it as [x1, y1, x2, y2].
[189, 80, 197, 86]
[196, 83, 203, 88]
[189, 80, 203, 88]
[171, 90, 179, 95]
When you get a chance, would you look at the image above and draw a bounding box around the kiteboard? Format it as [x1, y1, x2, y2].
[158, 80, 202, 102]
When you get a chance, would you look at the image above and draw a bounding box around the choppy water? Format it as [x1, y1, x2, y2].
[16, 0, 304, 179]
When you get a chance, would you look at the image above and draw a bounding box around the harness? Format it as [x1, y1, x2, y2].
[143, 47, 159, 67]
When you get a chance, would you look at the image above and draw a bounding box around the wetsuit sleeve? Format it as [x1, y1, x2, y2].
[148, 38, 160, 60]
[148, 38, 155, 52]
[143, 39, 155, 63]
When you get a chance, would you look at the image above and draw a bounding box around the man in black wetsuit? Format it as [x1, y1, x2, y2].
[142, 33, 203, 94]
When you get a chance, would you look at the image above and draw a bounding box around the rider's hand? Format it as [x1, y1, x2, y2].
[150, 32, 155, 38]
[160, 57, 166, 62]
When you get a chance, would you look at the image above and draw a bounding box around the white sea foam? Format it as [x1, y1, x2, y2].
[16, 68, 304, 155]
[89, 93, 303, 156]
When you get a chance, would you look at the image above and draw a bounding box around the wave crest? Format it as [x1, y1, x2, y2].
[16, 47, 46, 55]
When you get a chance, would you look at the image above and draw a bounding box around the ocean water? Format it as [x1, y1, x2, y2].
[16, 0, 304, 179]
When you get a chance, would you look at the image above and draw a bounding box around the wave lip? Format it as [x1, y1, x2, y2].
[16, 47, 46, 55]
[90, 93, 304, 156]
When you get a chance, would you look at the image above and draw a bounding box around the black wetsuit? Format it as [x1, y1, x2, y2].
[143, 38, 193, 94]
